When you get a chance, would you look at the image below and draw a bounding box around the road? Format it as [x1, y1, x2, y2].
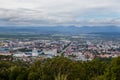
[60, 42, 72, 55]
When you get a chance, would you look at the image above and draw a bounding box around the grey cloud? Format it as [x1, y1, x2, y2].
[0, 0, 120, 26]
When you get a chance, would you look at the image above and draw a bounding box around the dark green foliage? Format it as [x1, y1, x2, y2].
[28, 72, 39, 80]
[103, 57, 120, 80]
[9, 66, 27, 80]
[0, 57, 120, 80]
[0, 61, 14, 80]
[0, 55, 12, 60]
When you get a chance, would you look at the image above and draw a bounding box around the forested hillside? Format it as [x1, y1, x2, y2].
[0, 57, 120, 80]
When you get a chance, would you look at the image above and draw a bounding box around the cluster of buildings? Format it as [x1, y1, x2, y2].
[0, 37, 120, 62]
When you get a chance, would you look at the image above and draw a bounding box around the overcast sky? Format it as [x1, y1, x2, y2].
[0, 0, 120, 26]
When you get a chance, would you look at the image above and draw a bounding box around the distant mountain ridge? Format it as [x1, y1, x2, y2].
[0, 26, 120, 34]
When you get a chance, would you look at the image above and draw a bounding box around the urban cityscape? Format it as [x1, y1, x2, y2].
[0, 30, 120, 80]
[0, 0, 120, 80]
[0, 33, 120, 61]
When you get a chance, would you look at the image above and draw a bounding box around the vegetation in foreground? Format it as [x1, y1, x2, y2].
[0, 56, 120, 80]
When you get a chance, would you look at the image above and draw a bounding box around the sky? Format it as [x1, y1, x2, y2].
[0, 0, 120, 27]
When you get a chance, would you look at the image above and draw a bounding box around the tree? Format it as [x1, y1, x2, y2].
[55, 73, 67, 80]
[9, 66, 27, 80]
[103, 57, 120, 80]
[28, 72, 39, 80]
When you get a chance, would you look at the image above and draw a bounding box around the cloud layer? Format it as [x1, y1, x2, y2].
[0, 0, 120, 26]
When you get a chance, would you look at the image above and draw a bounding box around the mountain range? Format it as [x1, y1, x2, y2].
[0, 26, 120, 35]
